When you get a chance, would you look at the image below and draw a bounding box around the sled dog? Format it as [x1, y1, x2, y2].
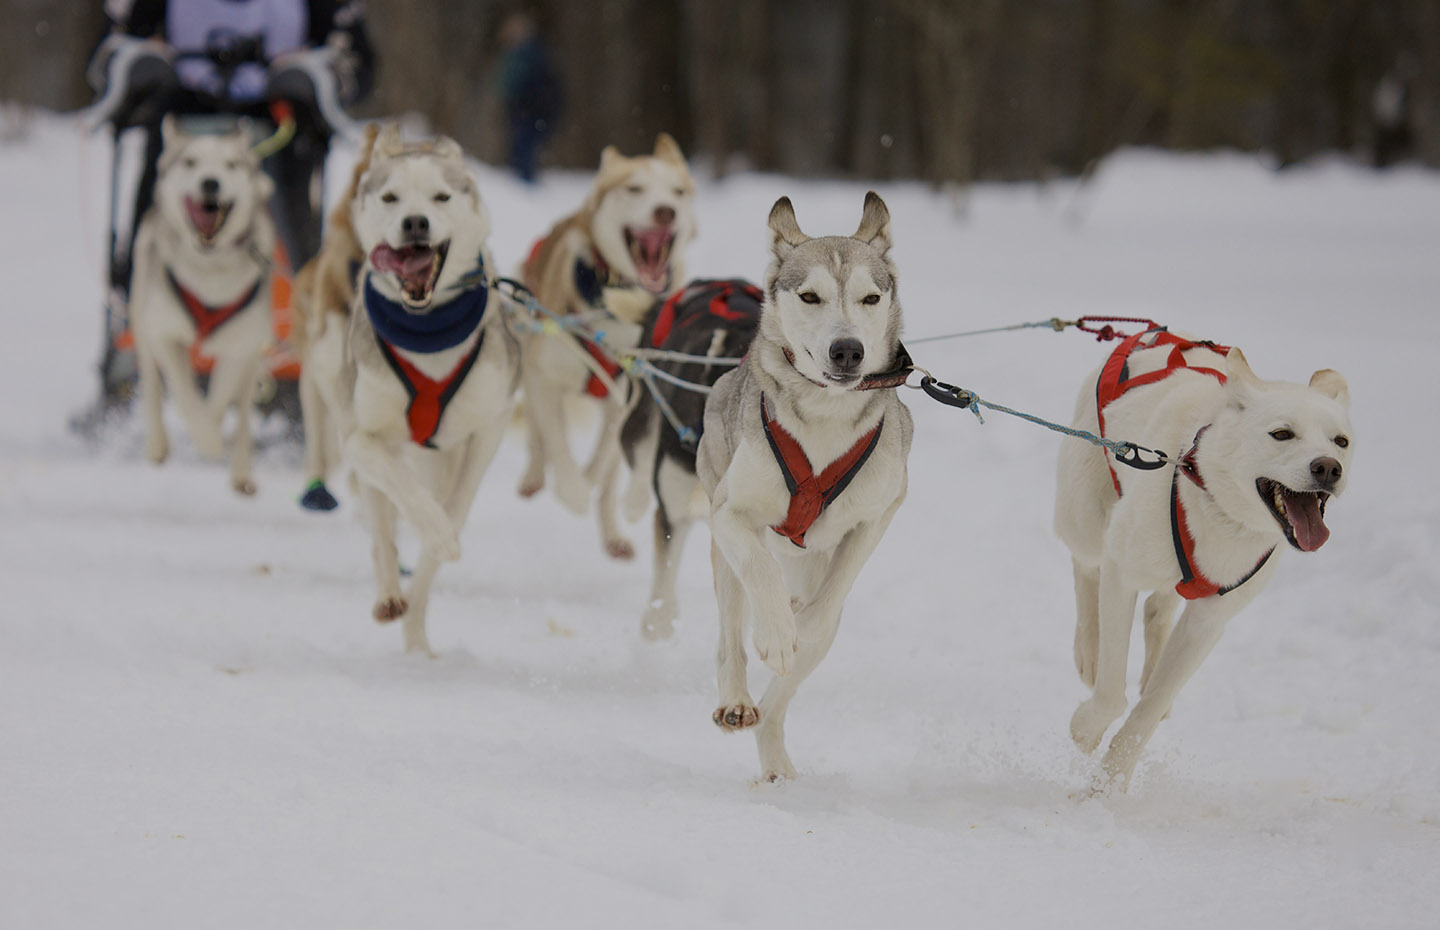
[317, 124, 519, 654]
[697, 193, 914, 781]
[619, 279, 764, 640]
[130, 116, 275, 493]
[1054, 330, 1353, 788]
[290, 121, 379, 511]
[518, 134, 696, 559]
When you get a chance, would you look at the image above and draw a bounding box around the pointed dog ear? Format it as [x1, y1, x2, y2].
[374, 122, 405, 158]
[653, 132, 686, 165]
[853, 190, 891, 252]
[598, 144, 622, 173]
[431, 135, 464, 161]
[1309, 368, 1349, 408]
[1224, 347, 1262, 407]
[768, 196, 808, 257]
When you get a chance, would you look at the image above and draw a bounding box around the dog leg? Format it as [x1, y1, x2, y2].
[360, 481, 406, 622]
[641, 502, 691, 641]
[136, 338, 169, 465]
[345, 433, 461, 561]
[1101, 600, 1231, 787]
[208, 352, 262, 496]
[1072, 559, 1101, 688]
[299, 365, 328, 486]
[710, 507, 796, 677]
[1070, 558, 1136, 754]
[154, 340, 223, 459]
[711, 540, 758, 730]
[1139, 590, 1180, 695]
[591, 406, 634, 559]
[622, 415, 659, 524]
[751, 504, 900, 780]
[518, 366, 589, 514]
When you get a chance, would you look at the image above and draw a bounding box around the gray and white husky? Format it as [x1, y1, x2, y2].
[697, 192, 914, 782]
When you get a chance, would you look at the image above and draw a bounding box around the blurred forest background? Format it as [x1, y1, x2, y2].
[2, 0, 1437, 182]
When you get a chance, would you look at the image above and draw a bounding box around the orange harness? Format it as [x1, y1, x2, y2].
[376, 335, 485, 448]
[166, 270, 262, 344]
[1096, 329, 1272, 600]
[761, 395, 882, 549]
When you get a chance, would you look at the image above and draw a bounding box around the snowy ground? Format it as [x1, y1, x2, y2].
[3, 114, 1439, 928]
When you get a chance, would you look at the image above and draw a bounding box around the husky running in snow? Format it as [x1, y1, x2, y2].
[517, 134, 697, 560]
[1054, 330, 1354, 789]
[310, 125, 519, 654]
[698, 192, 914, 782]
[130, 116, 275, 494]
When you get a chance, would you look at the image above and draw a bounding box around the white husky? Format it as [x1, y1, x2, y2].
[310, 125, 519, 654]
[130, 116, 275, 493]
[697, 192, 914, 782]
[518, 135, 697, 559]
[1054, 330, 1354, 788]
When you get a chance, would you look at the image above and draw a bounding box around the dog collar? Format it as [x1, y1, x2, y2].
[761, 394, 883, 548]
[363, 269, 490, 354]
[780, 342, 914, 391]
[166, 269, 263, 344]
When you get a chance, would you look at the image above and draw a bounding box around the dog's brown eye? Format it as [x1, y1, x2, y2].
[381, 192, 398, 204]
[226, 161, 238, 171]
[1270, 428, 1295, 441]
[183, 158, 197, 169]
[433, 192, 450, 203]
[798, 291, 821, 305]
[1334, 435, 1349, 448]
[673, 187, 687, 198]
[861, 294, 881, 305]
[626, 184, 644, 194]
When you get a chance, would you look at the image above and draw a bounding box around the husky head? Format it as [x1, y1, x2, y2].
[762, 191, 902, 387]
[353, 124, 489, 310]
[584, 133, 696, 296]
[155, 116, 271, 250]
[1204, 349, 1353, 552]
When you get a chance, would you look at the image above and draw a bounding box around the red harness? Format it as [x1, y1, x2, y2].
[651, 280, 763, 348]
[1096, 329, 1272, 600]
[761, 395, 882, 548]
[376, 334, 486, 447]
[166, 270, 262, 344]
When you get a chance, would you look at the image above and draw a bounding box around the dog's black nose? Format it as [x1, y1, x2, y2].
[654, 205, 676, 226]
[200, 177, 220, 198]
[1310, 456, 1342, 487]
[829, 338, 865, 373]
[401, 214, 430, 240]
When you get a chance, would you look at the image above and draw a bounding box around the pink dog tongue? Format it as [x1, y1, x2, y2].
[1285, 490, 1330, 551]
[370, 245, 435, 286]
[185, 197, 220, 238]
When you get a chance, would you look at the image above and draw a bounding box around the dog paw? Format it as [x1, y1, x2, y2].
[517, 476, 544, 498]
[232, 477, 257, 496]
[372, 597, 408, 622]
[403, 631, 435, 657]
[1070, 697, 1125, 754]
[754, 612, 798, 677]
[713, 703, 759, 730]
[299, 480, 339, 512]
[605, 537, 635, 561]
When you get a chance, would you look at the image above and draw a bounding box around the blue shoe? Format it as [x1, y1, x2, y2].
[299, 479, 339, 512]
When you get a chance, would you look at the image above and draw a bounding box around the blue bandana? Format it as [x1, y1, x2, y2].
[363, 269, 490, 353]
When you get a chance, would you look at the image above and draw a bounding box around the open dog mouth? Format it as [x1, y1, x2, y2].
[624, 226, 675, 294]
[184, 195, 233, 246]
[370, 240, 450, 307]
[1256, 477, 1331, 552]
